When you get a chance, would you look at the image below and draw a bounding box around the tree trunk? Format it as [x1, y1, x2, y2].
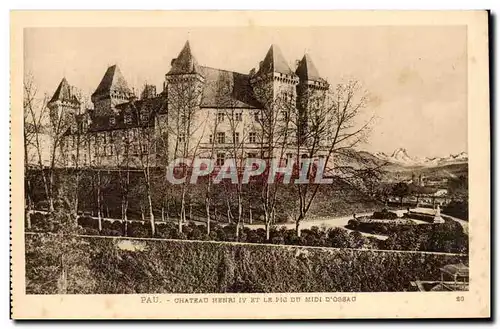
[58, 254, 67, 294]
[265, 221, 270, 241]
[25, 182, 32, 229]
[124, 199, 128, 237]
[249, 208, 253, 224]
[205, 197, 211, 235]
[147, 193, 155, 236]
[295, 213, 304, 237]
[96, 171, 102, 231]
[236, 195, 242, 239]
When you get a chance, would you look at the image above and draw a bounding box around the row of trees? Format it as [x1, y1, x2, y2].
[24, 72, 382, 239]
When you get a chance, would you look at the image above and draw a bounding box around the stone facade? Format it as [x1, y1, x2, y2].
[45, 41, 330, 168]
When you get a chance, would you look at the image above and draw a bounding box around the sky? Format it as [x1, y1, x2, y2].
[24, 26, 467, 158]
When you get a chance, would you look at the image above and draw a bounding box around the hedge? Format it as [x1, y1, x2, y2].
[27, 211, 467, 253]
[25, 233, 467, 294]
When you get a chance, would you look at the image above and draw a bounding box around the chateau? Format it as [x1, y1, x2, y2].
[43, 41, 330, 169]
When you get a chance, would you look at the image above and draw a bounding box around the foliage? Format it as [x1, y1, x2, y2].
[25, 233, 467, 294]
[372, 209, 398, 220]
[443, 200, 468, 221]
[25, 212, 96, 294]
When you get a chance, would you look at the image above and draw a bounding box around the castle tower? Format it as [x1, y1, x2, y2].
[47, 77, 80, 128]
[165, 40, 205, 108]
[295, 54, 329, 142]
[91, 65, 134, 116]
[250, 44, 299, 109]
[164, 41, 205, 150]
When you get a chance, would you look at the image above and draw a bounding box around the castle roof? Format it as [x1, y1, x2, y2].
[92, 65, 133, 97]
[199, 66, 261, 108]
[257, 44, 295, 76]
[89, 95, 166, 132]
[167, 41, 202, 76]
[49, 77, 80, 105]
[296, 54, 323, 82]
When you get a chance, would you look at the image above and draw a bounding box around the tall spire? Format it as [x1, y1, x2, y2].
[92, 64, 132, 98]
[49, 77, 80, 105]
[257, 44, 295, 76]
[296, 53, 322, 82]
[167, 41, 201, 75]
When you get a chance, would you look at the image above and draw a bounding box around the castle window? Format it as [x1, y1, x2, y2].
[110, 117, 116, 126]
[281, 110, 289, 121]
[249, 132, 257, 144]
[233, 132, 240, 144]
[124, 113, 132, 125]
[216, 132, 225, 144]
[131, 144, 138, 156]
[178, 132, 186, 143]
[209, 134, 213, 144]
[254, 111, 260, 122]
[216, 152, 225, 166]
[141, 144, 148, 154]
[217, 111, 225, 123]
[234, 112, 242, 122]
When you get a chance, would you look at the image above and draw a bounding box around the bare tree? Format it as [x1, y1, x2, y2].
[212, 78, 252, 239]
[128, 99, 157, 236]
[164, 76, 206, 233]
[24, 74, 76, 214]
[251, 82, 295, 241]
[290, 79, 377, 236]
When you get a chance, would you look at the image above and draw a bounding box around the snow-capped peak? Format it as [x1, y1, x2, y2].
[372, 149, 467, 167]
[389, 148, 420, 165]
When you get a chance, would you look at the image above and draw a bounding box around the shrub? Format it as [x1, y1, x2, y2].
[26, 234, 468, 294]
[443, 200, 468, 221]
[81, 227, 100, 236]
[372, 209, 398, 220]
[126, 221, 151, 238]
[347, 220, 359, 230]
[100, 228, 123, 237]
[187, 225, 206, 241]
[327, 227, 351, 248]
[78, 216, 98, 229]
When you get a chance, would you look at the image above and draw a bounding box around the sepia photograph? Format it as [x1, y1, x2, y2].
[10, 10, 490, 319]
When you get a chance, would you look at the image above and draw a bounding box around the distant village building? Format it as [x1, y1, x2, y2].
[36, 41, 332, 169]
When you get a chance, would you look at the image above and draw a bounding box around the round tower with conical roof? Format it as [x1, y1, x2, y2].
[250, 44, 299, 109]
[164, 41, 206, 152]
[295, 54, 329, 143]
[47, 77, 81, 128]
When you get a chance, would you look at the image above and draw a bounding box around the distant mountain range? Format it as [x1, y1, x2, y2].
[371, 148, 468, 167]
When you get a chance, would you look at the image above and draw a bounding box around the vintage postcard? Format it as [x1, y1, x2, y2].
[10, 11, 490, 319]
